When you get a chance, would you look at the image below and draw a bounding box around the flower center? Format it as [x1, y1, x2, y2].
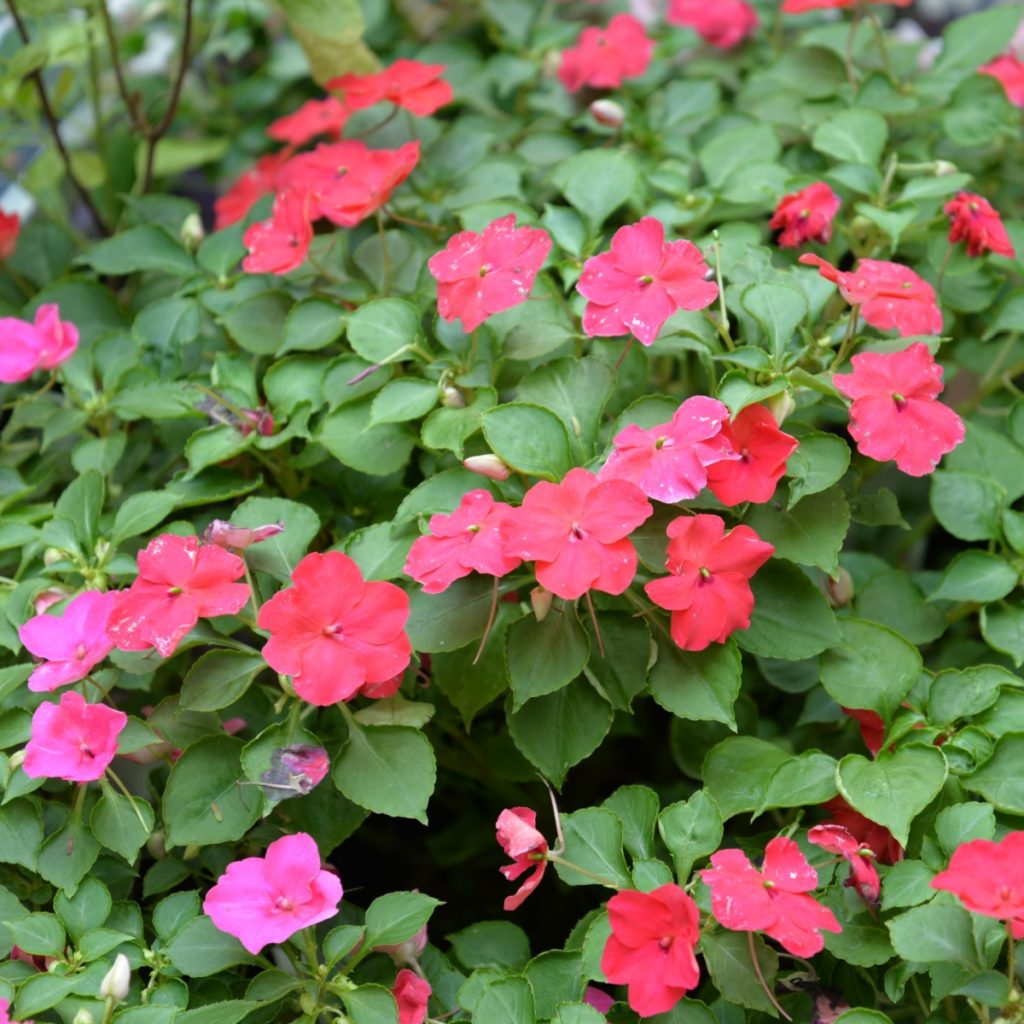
[479, 264, 491, 278]
[275, 896, 294, 911]
[75, 644, 88, 661]
[638, 274, 654, 287]
[892, 392, 906, 410]
[698, 567, 712, 586]
[167, 587, 183, 596]
[467, 524, 481, 533]
[655, 435, 668, 449]
[79, 742, 94, 759]
[323, 623, 345, 639]
[570, 523, 586, 541]
[659, 935, 674, 950]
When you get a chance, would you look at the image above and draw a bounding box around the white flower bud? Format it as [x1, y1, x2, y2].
[463, 454, 511, 481]
[441, 386, 466, 409]
[766, 392, 796, 426]
[589, 99, 625, 129]
[99, 953, 131, 1001]
[180, 212, 205, 251]
[531, 587, 553, 622]
[73, 1010, 96, 1024]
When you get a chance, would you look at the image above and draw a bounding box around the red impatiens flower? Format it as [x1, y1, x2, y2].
[980, 54, 1024, 107]
[428, 214, 552, 333]
[771, 182, 841, 248]
[0, 210, 20, 260]
[404, 490, 522, 594]
[820, 796, 903, 866]
[800, 254, 943, 338]
[23, 691, 127, 783]
[701, 837, 842, 956]
[842, 706, 886, 756]
[257, 551, 411, 706]
[393, 969, 432, 1024]
[601, 884, 701, 1018]
[558, 14, 654, 93]
[644, 514, 774, 652]
[214, 151, 292, 230]
[242, 189, 314, 275]
[328, 60, 453, 117]
[705, 404, 799, 506]
[832, 342, 965, 476]
[598, 395, 736, 503]
[500, 468, 652, 601]
[496, 806, 549, 911]
[944, 192, 1016, 259]
[667, 0, 759, 48]
[577, 217, 718, 347]
[931, 833, 1024, 938]
[107, 534, 250, 658]
[782, 0, 910, 11]
[808, 824, 881, 905]
[268, 96, 349, 146]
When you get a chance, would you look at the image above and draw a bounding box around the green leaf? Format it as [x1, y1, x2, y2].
[699, 122, 781, 188]
[930, 6, 1024, 84]
[481, 403, 573, 480]
[319, 400, 415, 476]
[930, 471, 1005, 542]
[602, 785, 659, 861]
[758, 751, 838, 812]
[324, 924, 364, 966]
[370, 379, 438, 425]
[152, 890, 200, 941]
[54, 877, 111, 943]
[184, 425, 252, 479]
[133, 296, 201, 355]
[164, 915, 255, 977]
[180, 651, 267, 712]
[880, 860, 938, 911]
[822, 889, 894, 967]
[553, 149, 640, 228]
[856, 569, 946, 646]
[0, 800, 42, 871]
[945, 421, 1024, 503]
[9, 913, 65, 957]
[111, 491, 179, 546]
[525, 951, 585, 1019]
[981, 603, 1024, 667]
[232, 496, 321, 582]
[745, 485, 850, 574]
[933, 550, 1019, 603]
[553, 808, 632, 889]
[929, 666, 1018, 726]
[741, 282, 807, 366]
[332, 723, 435, 823]
[342, 985, 399, 1024]
[474, 976, 536, 1024]
[36, 817, 100, 893]
[658, 790, 723, 880]
[363, 891, 442, 949]
[964, 733, 1024, 814]
[837, 746, 948, 846]
[935, 802, 996, 856]
[56, 469, 104, 552]
[177, 1001, 264, 1024]
[584, 613, 651, 711]
[701, 931, 780, 1015]
[820, 618, 922, 723]
[274, 0, 377, 84]
[347, 298, 421, 364]
[703, 736, 789, 820]
[220, 291, 292, 355]
[449, 921, 530, 969]
[90, 789, 154, 861]
[421, 386, 496, 458]
[79, 225, 197, 276]
[407, 576, 502, 653]
[649, 639, 742, 728]
[887, 904, 983, 969]
[282, 298, 346, 354]
[507, 607, 589, 708]
[812, 108, 888, 166]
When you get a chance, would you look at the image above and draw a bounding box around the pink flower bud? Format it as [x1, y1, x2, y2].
[374, 923, 429, 964]
[201, 519, 285, 550]
[766, 391, 796, 426]
[531, 586, 553, 622]
[589, 99, 625, 128]
[441, 386, 466, 409]
[33, 587, 69, 615]
[239, 408, 275, 437]
[463, 454, 512, 481]
[826, 567, 855, 607]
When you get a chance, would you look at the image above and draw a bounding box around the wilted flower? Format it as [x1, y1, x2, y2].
[202, 519, 285, 550]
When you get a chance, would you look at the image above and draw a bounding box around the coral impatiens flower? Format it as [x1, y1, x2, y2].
[705, 404, 799, 506]
[0, 210, 20, 260]
[268, 96, 349, 146]
[500, 468, 652, 601]
[23, 691, 127, 782]
[404, 490, 522, 594]
[328, 60, 453, 117]
[701, 837, 842, 956]
[577, 218, 718, 347]
[214, 151, 292, 230]
[771, 182, 841, 248]
[106, 533, 251, 658]
[203, 832, 343, 954]
[931, 833, 1024, 938]
[601, 884, 701, 1017]
[667, 0, 759, 48]
[783, 0, 911, 11]
[944, 192, 1016, 259]
[497, 806, 549, 911]
[428, 214, 552, 332]
[0, 305, 79, 384]
[257, 551, 411, 706]
[832, 342, 965, 476]
[820, 797, 903, 865]
[598, 396, 735, 503]
[645, 514, 774, 651]
[19, 590, 116, 692]
[980, 54, 1024, 107]
[242, 189, 314, 275]
[558, 14, 654, 93]
[393, 969, 432, 1024]
[808, 824, 881, 905]
[800, 254, 943, 338]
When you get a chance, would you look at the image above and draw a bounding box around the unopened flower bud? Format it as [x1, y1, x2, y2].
[99, 953, 131, 1001]
[181, 212, 205, 252]
[766, 392, 796, 426]
[43, 547, 65, 567]
[826, 567, 855, 607]
[541, 49, 562, 78]
[531, 586, 553, 622]
[463, 454, 511, 481]
[933, 160, 958, 177]
[146, 830, 167, 859]
[73, 1010, 96, 1024]
[202, 519, 285, 551]
[441, 386, 466, 409]
[94, 539, 110, 561]
[375, 923, 428, 965]
[589, 99, 625, 129]
[33, 587, 69, 614]
[9, 749, 25, 771]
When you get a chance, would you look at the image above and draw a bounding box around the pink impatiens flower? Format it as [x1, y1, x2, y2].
[598, 396, 735, 503]
[500, 468, 652, 601]
[328, 60, 453, 117]
[19, 590, 116, 692]
[667, 0, 759, 48]
[701, 837, 842, 956]
[799, 254, 943, 338]
[770, 182, 841, 248]
[980, 54, 1024, 107]
[0, 997, 33, 1024]
[392, 968, 432, 1024]
[558, 14, 654, 93]
[497, 806, 549, 911]
[645, 514, 774, 652]
[808, 824, 881, 905]
[0, 304, 79, 384]
[831, 342, 965, 476]
[705, 404, 799, 506]
[106, 533, 251, 658]
[242, 189, 314, 275]
[23, 691, 127, 782]
[600, 884, 701, 1017]
[404, 489, 522, 594]
[203, 832, 343, 954]
[944, 192, 1016, 259]
[577, 218, 718, 347]
[428, 215, 552, 333]
[783, 0, 910, 11]
[257, 551, 411, 706]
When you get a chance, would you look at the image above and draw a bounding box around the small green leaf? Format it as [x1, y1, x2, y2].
[481, 403, 574, 480]
[91, 789, 154, 862]
[813, 108, 888, 166]
[362, 891, 442, 949]
[180, 651, 267, 712]
[658, 790, 723, 880]
[507, 607, 590, 707]
[931, 550, 1019, 603]
[553, 808, 632, 889]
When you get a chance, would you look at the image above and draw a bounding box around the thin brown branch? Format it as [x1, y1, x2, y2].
[95, 0, 149, 135]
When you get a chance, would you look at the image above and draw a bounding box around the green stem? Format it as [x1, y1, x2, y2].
[711, 231, 734, 351]
[748, 931, 792, 1021]
[376, 210, 393, 294]
[830, 306, 861, 371]
[104, 770, 150, 831]
[1008, 921, 1017, 988]
[301, 927, 321, 972]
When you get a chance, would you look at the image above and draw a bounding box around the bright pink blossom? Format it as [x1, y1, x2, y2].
[558, 14, 654, 93]
[821, 797, 903, 866]
[106, 534, 250, 658]
[783, 0, 910, 11]
[214, 151, 292, 230]
[257, 551, 411, 706]
[429, 214, 551, 332]
[705, 404, 799, 506]
[328, 60, 453, 117]
[585, 987, 615, 1014]
[931, 833, 1024, 939]
[771, 183, 841, 248]
[980, 54, 1024, 107]
[404, 490, 522, 594]
[577, 218, 718, 347]
[600, 884, 701, 1017]
[701, 837, 841, 956]
[500, 468, 652, 601]
[203, 832, 343, 954]
[598, 396, 735, 503]
[0, 997, 32, 1024]
[23, 691, 127, 783]
[268, 96, 349, 146]
[497, 806, 549, 911]
[392, 968, 431, 1024]
[832, 342, 965, 476]
[0, 211, 20, 260]
[944, 192, 1015, 259]
[0, 304, 79, 384]
[808, 824, 881, 904]
[800, 254, 943, 338]
[242, 189, 314, 275]
[667, 0, 758, 48]
[645, 514, 774, 652]
[19, 590, 116, 692]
